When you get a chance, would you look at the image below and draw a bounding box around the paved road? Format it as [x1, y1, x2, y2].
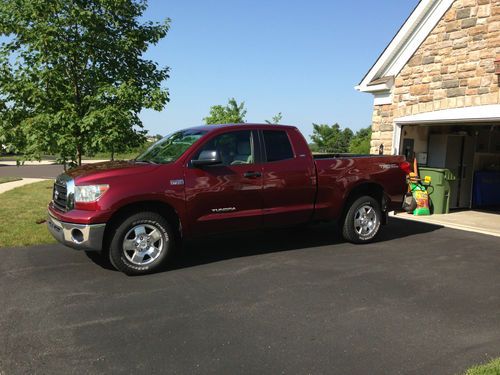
[0, 164, 63, 179]
[1, 219, 500, 374]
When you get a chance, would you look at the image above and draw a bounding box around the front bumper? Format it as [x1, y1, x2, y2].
[47, 212, 106, 251]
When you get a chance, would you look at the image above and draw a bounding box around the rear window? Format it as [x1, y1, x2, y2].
[263, 130, 294, 162]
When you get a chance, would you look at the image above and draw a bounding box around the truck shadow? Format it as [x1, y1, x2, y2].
[85, 218, 443, 273]
[166, 218, 443, 271]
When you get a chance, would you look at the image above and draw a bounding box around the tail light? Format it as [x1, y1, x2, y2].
[399, 161, 412, 175]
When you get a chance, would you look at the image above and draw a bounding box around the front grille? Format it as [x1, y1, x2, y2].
[53, 180, 68, 211]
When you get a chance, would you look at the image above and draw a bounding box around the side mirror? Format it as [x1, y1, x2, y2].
[191, 150, 222, 167]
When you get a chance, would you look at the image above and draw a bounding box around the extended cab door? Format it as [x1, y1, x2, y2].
[184, 129, 263, 235]
[260, 129, 316, 227]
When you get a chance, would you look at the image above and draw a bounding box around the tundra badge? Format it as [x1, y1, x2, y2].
[211, 207, 236, 213]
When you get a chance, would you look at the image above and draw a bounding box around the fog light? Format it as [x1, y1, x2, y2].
[71, 229, 84, 243]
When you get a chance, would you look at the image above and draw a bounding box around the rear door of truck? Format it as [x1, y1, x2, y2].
[259, 128, 316, 227]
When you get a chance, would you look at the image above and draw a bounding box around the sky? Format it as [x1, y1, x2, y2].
[140, 0, 420, 141]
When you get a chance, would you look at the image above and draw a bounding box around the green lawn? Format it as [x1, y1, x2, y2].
[83, 151, 137, 160]
[0, 177, 22, 184]
[465, 358, 500, 375]
[0, 180, 56, 248]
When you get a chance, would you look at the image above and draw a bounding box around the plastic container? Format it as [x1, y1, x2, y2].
[408, 181, 430, 216]
[418, 167, 456, 214]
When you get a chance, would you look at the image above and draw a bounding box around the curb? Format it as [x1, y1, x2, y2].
[0, 160, 109, 166]
[390, 212, 500, 238]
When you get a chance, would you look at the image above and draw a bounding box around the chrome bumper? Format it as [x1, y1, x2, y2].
[47, 212, 106, 251]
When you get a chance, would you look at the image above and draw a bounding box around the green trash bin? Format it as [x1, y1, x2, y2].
[418, 167, 456, 214]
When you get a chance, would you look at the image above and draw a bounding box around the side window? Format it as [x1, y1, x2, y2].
[263, 130, 294, 162]
[197, 130, 254, 166]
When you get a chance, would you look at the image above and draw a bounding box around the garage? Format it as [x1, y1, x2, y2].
[355, 0, 500, 214]
[394, 106, 500, 212]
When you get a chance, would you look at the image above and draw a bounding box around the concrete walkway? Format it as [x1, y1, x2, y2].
[392, 210, 500, 238]
[0, 178, 49, 194]
[0, 159, 108, 166]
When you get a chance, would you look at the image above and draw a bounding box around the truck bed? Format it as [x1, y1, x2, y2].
[312, 154, 408, 221]
[312, 153, 388, 159]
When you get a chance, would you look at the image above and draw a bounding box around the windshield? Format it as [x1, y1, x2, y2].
[136, 129, 208, 164]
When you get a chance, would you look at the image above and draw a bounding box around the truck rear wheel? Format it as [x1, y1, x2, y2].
[342, 196, 381, 244]
[108, 211, 175, 275]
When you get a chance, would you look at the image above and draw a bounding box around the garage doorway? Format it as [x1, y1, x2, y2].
[399, 123, 500, 212]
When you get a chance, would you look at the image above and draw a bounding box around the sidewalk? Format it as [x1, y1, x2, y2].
[0, 159, 109, 166]
[391, 210, 500, 238]
[0, 178, 49, 194]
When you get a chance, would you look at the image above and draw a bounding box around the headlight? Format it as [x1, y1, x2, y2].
[74, 184, 109, 203]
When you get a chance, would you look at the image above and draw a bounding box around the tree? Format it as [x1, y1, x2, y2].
[0, 0, 170, 165]
[204, 98, 246, 125]
[265, 112, 283, 124]
[349, 126, 372, 154]
[310, 123, 353, 153]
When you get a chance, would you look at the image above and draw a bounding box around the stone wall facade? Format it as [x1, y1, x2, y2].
[370, 0, 500, 154]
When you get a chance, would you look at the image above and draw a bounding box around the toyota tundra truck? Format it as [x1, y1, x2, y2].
[47, 124, 411, 275]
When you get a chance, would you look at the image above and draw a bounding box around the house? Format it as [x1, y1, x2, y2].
[356, 0, 500, 211]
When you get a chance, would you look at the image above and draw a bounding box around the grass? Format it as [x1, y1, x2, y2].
[0, 180, 56, 248]
[0, 177, 22, 184]
[83, 151, 137, 160]
[464, 358, 500, 375]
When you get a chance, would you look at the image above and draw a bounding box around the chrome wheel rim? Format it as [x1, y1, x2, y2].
[354, 205, 378, 237]
[123, 224, 166, 266]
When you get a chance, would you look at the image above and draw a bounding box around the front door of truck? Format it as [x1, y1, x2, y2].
[260, 129, 316, 227]
[184, 129, 263, 235]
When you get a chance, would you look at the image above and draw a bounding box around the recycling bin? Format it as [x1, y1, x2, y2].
[418, 167, 456, 214]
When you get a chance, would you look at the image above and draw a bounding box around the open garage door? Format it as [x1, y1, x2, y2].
[394, 106, 500, 213]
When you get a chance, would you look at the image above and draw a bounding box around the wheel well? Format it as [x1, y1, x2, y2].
[102, 201, 181, 250]
[341, 183, 385, 220]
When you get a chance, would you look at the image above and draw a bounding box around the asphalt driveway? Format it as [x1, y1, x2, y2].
[1, 219, 499, 374]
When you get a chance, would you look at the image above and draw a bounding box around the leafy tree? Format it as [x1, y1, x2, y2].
[310, 123, 353, 153]
[265, 112, 283, 124]
[308, 143, 319, 153]
[204, 98, 246, 125]
[0, 0, 170, 165]
[349, 126, 372, 154]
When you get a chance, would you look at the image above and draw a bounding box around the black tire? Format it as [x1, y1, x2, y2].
[342, 195, 382, 244]
[108, 211, 175, 275]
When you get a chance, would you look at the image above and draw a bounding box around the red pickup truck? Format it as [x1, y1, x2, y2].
[47, 124, 410, 275]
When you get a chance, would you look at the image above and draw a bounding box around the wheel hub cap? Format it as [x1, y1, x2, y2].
[123, 224, 167, 266]
[354, 205, 378, 237]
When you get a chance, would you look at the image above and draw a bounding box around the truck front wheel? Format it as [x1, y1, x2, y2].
[108, 212, 175, 275]
[342, 196, 381, 244]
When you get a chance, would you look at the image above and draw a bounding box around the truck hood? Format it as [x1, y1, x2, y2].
[65, 160, 161, 183]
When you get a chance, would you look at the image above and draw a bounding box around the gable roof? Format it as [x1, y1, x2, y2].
[356, 0, 454, 96]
